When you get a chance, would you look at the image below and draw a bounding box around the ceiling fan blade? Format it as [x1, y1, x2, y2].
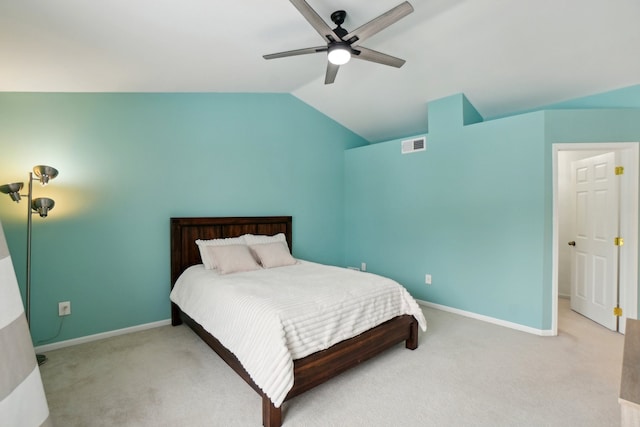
[344, 1, 414, 47]
[263, 46, 327, 60]
[324, 62, 339, 84]
[352, 46, 406, 68]
[290, 0, 341, 43]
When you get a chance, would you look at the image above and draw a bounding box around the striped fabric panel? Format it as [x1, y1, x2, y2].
[0, 315, 36, 400]
[0, 221, 52, 426]
[0, 226, 7, 259]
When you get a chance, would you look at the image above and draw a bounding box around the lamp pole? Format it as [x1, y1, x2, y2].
[25, 172, 33, 326]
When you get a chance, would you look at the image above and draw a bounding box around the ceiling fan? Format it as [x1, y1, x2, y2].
[263, 0, 414, 84]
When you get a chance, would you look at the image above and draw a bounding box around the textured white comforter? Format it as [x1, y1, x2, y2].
[170, 261, 426, 407]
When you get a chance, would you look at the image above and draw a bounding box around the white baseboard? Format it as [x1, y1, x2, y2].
[34, 319, 172, 352]
[34, 300, 555, 352]
[417, 299, 555, 337]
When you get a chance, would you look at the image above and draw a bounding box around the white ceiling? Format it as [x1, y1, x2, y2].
[1, 0, 639, 142]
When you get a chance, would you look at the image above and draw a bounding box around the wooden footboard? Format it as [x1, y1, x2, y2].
[179, 309, 418, 427]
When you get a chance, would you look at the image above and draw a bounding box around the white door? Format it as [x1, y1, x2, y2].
[569, 152, 619, 330]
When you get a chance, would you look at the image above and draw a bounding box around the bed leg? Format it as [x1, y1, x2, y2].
[262, 395, 282, 427]
[171, 302, 183, 326]
[405, 319, 418, 350]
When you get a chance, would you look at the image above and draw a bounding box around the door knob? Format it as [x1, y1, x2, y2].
[568, 241, 576, 246]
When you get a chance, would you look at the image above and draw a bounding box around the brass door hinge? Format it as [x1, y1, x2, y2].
[614, 237, 625, 246]
[615, 166, 624, 175]
[614, 306, 623, 317]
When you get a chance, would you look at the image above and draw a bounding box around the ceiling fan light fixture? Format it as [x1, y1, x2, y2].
[328, 43, 351, 65]
[263, 1, 414, 83]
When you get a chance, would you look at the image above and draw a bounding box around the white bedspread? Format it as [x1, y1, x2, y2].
[170, 261, 426, 407]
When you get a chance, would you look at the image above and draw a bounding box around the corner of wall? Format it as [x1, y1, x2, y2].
[462, 94, 483, 126]
[427, 93, 483, 133]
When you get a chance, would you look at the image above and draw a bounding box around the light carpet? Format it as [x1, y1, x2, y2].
[40, 299, 624, 426]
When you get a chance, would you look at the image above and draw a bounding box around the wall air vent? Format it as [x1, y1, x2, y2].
[401, 136, 426, 154]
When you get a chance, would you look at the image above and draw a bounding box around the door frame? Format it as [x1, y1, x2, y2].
[552, 142, 639, 335]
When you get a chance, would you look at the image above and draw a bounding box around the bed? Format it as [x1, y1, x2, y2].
[170, 216, 425, 427]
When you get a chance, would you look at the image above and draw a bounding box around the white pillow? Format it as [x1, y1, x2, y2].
[242, 233, 287, 246]
[250, 242, 297, 269]
[206, 245, 261, 275]
[196, 236, 246, 270]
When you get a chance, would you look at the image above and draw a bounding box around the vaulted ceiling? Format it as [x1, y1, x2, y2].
[1, 0, 639, 142]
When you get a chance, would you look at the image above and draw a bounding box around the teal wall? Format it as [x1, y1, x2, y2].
[0, 93, 367, 345]
[344, 97, 549, 329]
[545, 84, 640, 111]
[344, 89, 640, 331]
[492, 84, 640, 119]
[1, 86, 639, 344]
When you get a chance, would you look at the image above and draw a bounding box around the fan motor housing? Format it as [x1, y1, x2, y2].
[330, 10, 346, 26]
[330, 10, 348, 39]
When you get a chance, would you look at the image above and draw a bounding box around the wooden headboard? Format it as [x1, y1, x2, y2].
[170, 216, 293, 288]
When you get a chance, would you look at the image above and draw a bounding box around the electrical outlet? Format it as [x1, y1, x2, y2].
[361, 262, 367, 272]
[58, 301, 71, 316]
[425, 274, 432, 285]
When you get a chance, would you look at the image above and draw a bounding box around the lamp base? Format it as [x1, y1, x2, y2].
[36, 353, 47, 365]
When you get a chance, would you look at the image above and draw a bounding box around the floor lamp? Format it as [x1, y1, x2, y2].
[0, 165, 58, 366]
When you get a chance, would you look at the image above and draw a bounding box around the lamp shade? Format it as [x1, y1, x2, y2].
[0, 182, 24, 202]
[328, 43, 351, 65]
[32, 197, 55, 217]
[33, 165, 59, 186]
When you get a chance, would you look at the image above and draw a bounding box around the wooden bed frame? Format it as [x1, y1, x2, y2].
[170, 216, 419, 427]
